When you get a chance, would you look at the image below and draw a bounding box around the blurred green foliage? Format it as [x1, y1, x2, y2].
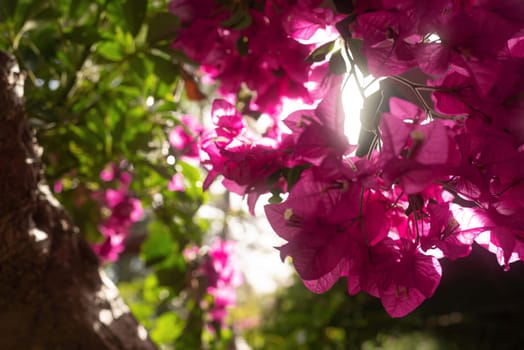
[0, 0, 230, 348]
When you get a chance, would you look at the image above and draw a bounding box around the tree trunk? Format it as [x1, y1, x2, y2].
[0, 52, 157, 349]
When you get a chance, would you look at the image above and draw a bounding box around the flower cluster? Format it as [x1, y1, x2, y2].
[200, 76, 350, 214]
[170, 0, 340, 119]
[185, 239, 243, 327]
[344, 0, 524, 270]
[167, 114, 205, 192]
[93, 163, 143, 261]
[169, 114, 204, 162]
[185, 0, 524, 317]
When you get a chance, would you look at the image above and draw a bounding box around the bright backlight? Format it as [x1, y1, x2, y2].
[341, 69, 382, 145]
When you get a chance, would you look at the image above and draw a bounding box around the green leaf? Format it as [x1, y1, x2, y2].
[0, 0, 18, 21]
[348, 38, 369, 76]
[97, 41, 124, 61]
[177, 161, 202, 193]
[142, 274, 166, 303]
[285, 165, 308, 192]
[123, 0, 147, 37]
[29, 24, 59, 59]
[129, 131, 151, 151]
[268, 193, 283, 204]
[220, 10, 252, 30]
[129, 55, 149, 79]
[305, 40, 336, 63]
[141, 221, 175, 265]
[68, 0, 91, 19]
[146, 12, 180, 44]
[151, 313, 184, 344]
[148, 53, 178, 84]
[32, 6, 61, 21]
[19, 0, 50, 24]
[154, 100, 179, 113]
[328, 50, 347, 75]
[112, 113, 127, 149]
[64, 26, 101, 45]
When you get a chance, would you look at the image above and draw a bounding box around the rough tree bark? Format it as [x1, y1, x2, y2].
[0, 52, 157, 349]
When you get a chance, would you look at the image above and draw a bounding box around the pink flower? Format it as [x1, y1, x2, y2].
[284, 77, 353, 166]
[171, 0, 325, 117]
[92, 164, 143, 262]
[183, 245, 199, 261]
[266, 170, 391, 284]
[92, 235, 125, 262]
[282, 0, 342, 43]
[379, 98, 457, 193]
[211, 99, 246, 141]
[508, 30, 524, 57]
[473, 206, 524, 270]
[200, 99, 297, 212]
[100, 163, 118, 182]
[348, 238, 442, 318]
[168, 174, 185, 192]
[173, 0, 524, 318]
[351, 10, 419, 76]
[169, 0, 217, 23]
[53, 180, 63, 193]
[169, 115, 204, 160]
[198, 239, 243, 327]
[420, 201, 481, 260]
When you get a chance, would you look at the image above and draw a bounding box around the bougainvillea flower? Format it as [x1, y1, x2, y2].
[92, 234, 125, 262]
[352, 10, 419, 76]
[202, 142, 284, 191]
[171, 0, 328, 118]
[430, 67, 474, 116]
[379, 98, 456, 193]
[169, 0, 217, 23]
[348, 238, 442, 317]
[473, 206, 524, 270]
[198, 239, 243, 327]
[92, 165, 143, 262]
[168, 173, 185, 192]
[282, 0, 342, 43]
[379, 239, 442, 317]
[211, 99, 246, 141]
[420, 201, 482, 260]
[302, 258, 349, 294]
[169, 115, 204, 160]
[284, 77, 352, 165]
[174, 0, 524, 319]
[100, 162, 118, 182]
[508, 31, 524, 57]
[265, 170, 362, 279]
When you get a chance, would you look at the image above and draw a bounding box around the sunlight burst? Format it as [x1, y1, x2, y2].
[341, 69, 382, 146]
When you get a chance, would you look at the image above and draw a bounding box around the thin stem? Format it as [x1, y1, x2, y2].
[366, 133, 378, 159]
[363, 76, 381, 90]
[408, 195, 421, 245]
[390, 190, 405, 209]
[388, 75, 433, 117]
[343, 41, 366, 100]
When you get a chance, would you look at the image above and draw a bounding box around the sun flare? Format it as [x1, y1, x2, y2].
[341, 69, 382, 146]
